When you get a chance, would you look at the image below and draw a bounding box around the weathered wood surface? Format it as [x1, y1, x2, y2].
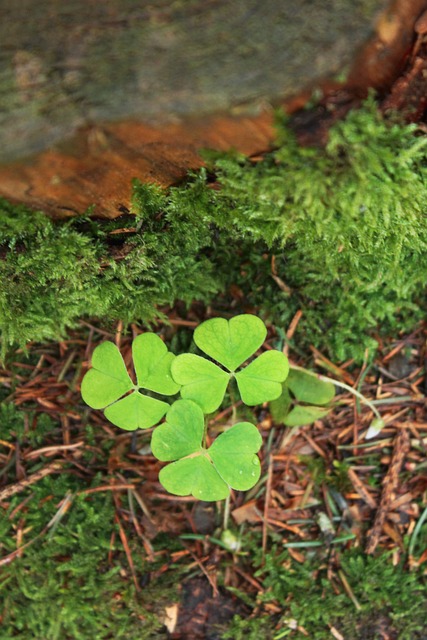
[1, 0, 426, 218]
[1, 0, 387, 162]
[0, 112, 275, 218]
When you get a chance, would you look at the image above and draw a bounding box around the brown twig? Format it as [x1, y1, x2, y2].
[0, 461, 64, 501]
[365, 428, 410, 554]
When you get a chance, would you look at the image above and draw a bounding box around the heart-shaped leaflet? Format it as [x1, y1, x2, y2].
[235, 350, 289, 405]
[193, 314, 267, 371]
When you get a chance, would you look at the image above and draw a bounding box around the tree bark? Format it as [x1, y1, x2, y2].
[1, 0, 426, 218]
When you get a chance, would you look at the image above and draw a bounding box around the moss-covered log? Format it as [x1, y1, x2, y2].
[2, 102, 427, 361]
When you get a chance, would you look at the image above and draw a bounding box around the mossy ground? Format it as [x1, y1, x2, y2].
[1, 99, 427, 361]
[1, 402, 426, 640]
[1, 325, 426, 639]
[224, 543, 427, 640]
[2, 100, 427, 635]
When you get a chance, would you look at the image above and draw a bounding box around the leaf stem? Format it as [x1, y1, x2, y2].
[223, 494, 230, 530]
[318, 375, 382, 422]
[228, 377, 238, 425]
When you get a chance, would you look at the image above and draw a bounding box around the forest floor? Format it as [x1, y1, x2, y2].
[1, 303, 426, 639]
[2, 5, 427, 638]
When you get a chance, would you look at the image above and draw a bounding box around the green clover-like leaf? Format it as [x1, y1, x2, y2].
[81, 342, 133, 409]
[286, 368, 335, 405]
[151, 398, 204, 461]
[284, 405, 331, 426]
[133, 333, 180, 395]
[104, 392, 169, 431]
[209, 422, 262, 490]
[269, 386, 293, 424]
[235, 350, 289, 405]
[152, 400, 263, 501]
[170, 354, 229, 413]
[194, 315, 266, 371]
[81, 334, 180, 430]
[172, 315, 288, 411]
[159, 456, 230, 501]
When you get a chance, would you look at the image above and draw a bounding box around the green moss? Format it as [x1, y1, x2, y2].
[223, 539, 427, 639]
[209, 102, 427, 359]
[2, 99, 427, 360]
[0, 192, 221, 353]
[0, 476, 177, 639]
[0, 404, 179, 640]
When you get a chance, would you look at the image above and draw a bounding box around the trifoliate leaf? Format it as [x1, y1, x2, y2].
[133, 333, 180, 395]
[171, 354, 229, 413]
[284, 405, 331, 426]
[151, 399, 204, 461]
[81, 335, 180, 431]
[194, 315, 266, 371]
[152, 402, 263, 501]
[235, 350, 289, 405]
[286, 368, 335, 405]
[81, 342, 133, 409]
[104, 392, 169, 430]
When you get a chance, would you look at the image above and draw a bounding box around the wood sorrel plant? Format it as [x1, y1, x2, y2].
[81, 314, 338, 500]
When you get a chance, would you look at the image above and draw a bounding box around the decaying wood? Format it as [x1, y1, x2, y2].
[3, 0, 427, 218]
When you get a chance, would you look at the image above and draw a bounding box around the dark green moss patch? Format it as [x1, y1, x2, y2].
[223, 539, 427, 640]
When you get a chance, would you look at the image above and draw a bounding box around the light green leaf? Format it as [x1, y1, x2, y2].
[159, 455, 230, 501]
[269, 386, 293, 424]
[104, 392, 169, 430]
[81, 342, 133, 409]
[151, 400, 204, 461]
[286, 368, 335, 405]
[235, 350, 289, 405]
[209, 422, 262, 490]
[171, 354, 229, 413]
[194, 315, 266, 371]
[284, 405, 331, 427]
[133, 333, 180, 395]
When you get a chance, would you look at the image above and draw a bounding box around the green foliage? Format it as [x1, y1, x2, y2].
[172, 315, 289, 411]
[0, 400, 56, 446]
[81, 315, 287, 500]
[2, 99, 427, 360]
[81, 334, 179, 430]
[225, 541, 427, 639]
[0, 198, 49, 244]
[172, 353, 230, 413]
[286, 369, 335, 406]
[0, 475, 176, 640]
[270, 367, 335, 426]
[211, 101, 427, 360]
[193, 315, 267, 372]
[153, 399, 262, 500]
[0, 193, 220, 353]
